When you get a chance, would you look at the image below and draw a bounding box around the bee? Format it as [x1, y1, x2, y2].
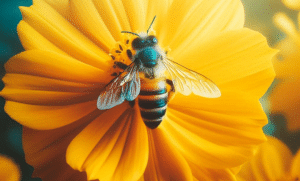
[97, 16, 221, 129]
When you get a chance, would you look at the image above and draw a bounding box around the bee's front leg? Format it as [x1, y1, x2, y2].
[166, 79, 175, 102]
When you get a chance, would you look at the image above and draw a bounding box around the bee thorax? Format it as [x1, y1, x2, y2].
[138, 47, 159, 68]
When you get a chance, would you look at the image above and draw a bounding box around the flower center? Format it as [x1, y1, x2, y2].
[108, 35, 137, 77]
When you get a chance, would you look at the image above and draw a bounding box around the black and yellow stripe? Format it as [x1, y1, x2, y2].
[138, 78, 168, 129]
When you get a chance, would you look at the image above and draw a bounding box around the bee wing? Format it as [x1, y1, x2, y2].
[161, 58, 221, 98]
[97, 63, 140, 110]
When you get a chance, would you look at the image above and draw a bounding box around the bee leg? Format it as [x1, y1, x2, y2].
[166, 79, 175, 102]
[166, 79, 175, 92]
[114, 61, 129, 70]
[111, 72, 118, 76]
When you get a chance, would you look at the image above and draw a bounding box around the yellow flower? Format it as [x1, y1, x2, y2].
[0, 155, 21, 181]
[237, 136, 300, 181]
[0, 0, 276, 180]
[269, 12, 300, 131]
[282, 0, 300, 10]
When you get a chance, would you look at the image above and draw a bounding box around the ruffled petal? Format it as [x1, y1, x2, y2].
[172, 28, 276, 98]
[0, 155, 21, 181]
[4, 50, 109, 83]
[159, 0, 244, 55]
[142, 128, 193, 181]
[22, 116, 98, 181]
[165, 90, 268, 170]
[237, 136, 293, 181]
[66, 105, 148, 181]
[20, 0, 109, 68]
[3, 101, 99, 130]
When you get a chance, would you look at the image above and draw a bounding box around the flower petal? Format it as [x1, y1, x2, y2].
[143, 128, 193, 181]
[121, 0, 147, 32]
[173, 28, 276, 98]
[4, 50, 109, 84]
[165, 90, 268, 170]
[17, 21, 67, 55]
[272, 38, 300, 79]
[41, 0, 70, 18]
[2, 74, 101, 92]
[0, 155, 21, 181]
[20, 0, 109, 68]
[69, 0, 116, 51]
[159, 0, 244, 55]
[1, 73, 102, 105]
[92, 0, 131, 38]
[0, 89, 98, 105]
[67, 105, 148, 181]
[145, 0, 170, 36]
[237, 136, 293, 181]
[273, 12, 300, 42]
[22, 115, 98, 181]
[189, 162, 239, 181]
[269, 23, 300, 130]
[269, 79, 300, 131]
[3, 100, 99, 130]
[282, 0, 300, 10]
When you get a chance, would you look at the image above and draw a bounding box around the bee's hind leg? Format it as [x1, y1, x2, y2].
[166, 79, 175, 92]
[166, 79, 175, 102]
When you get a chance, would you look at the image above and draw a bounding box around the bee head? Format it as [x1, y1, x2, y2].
[121, 16, 157, 50]
[131, 36, 158, 50]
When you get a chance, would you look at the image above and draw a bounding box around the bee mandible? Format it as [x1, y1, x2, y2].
[97, 16, 221, 129]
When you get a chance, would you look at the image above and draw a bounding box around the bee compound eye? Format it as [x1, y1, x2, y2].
[132, 38, 145, 49]
[147, 35, 158, 45]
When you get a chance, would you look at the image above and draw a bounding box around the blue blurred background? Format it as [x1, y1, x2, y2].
[0, 0, 300, 180]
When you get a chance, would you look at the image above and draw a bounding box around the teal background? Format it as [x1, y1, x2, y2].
[0, 0, 41, 180]
[0, 0, 300, 180]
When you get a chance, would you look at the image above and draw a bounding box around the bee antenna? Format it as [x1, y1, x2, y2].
[147, 15, 156, 34]
[121, 31, 140, 37]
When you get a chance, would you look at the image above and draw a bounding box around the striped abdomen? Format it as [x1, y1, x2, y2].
[138, 78, 168, 129]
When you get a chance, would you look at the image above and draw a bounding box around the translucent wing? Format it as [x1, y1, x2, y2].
[97, 63, 140, 110]
[161, 58, 221, 98]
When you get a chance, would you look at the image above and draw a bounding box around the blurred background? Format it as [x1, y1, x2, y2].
[0, 0, 299, 180]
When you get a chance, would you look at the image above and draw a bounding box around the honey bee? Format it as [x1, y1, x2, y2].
[97, 16, 221, 129]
